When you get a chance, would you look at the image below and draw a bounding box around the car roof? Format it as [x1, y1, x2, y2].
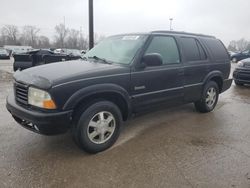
[151, 30, 216, 39]
[111, 31, 216, 39]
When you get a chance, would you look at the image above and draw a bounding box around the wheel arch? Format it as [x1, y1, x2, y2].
[63, 84, 132, 121]
[203, 71, 223, 93]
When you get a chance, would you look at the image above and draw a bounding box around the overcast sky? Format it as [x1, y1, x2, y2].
[0, 0, 250, 46]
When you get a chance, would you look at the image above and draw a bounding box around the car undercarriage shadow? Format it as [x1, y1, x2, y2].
[17, 102, 197, 158]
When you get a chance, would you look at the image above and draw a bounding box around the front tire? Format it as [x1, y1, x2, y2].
[195, 81, 219, 113]
[73, 101, 122, 154]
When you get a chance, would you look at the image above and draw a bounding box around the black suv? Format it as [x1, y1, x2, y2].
[6, 31, 232, 153]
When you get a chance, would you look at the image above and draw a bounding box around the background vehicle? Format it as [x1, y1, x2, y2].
[4, 45, 33, 56]
[233, 58, 250, 85]
[54, 49, 65, 54]
[13, 49, 82, 71]
[228, 50, 236, 56]
[0, 48, 10, 59]
[54, 49, 82, 56]
[6, 31, 232, 154]
[65, 49, 82, 56]
[231, 50, 250, 63]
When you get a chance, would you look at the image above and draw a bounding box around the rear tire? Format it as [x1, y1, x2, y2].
[72, 101, 122, 154]
[195, 81, 219, 113]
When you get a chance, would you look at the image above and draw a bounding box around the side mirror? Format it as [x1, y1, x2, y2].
[142, 53, 163, 67]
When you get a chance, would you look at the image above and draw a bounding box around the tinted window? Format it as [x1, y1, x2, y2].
[196, 41, 207, 60]
[145, 36, 180, 64]
[202, 38, 229, 60]
[180, 38, 200, 61]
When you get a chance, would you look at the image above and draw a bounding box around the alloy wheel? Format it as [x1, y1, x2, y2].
[205, 87, 217, 108]
[87, 111, 116, 144]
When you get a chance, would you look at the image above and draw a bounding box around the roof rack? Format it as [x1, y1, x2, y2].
[151, 30, 215, 38]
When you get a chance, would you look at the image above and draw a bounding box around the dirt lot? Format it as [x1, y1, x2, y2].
[0, 57, 14, 73]
[0, 63, 250, 188]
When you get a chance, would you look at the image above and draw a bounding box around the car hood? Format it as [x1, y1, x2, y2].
[241, 58, 250, 63]
[14, 60, 130, 89]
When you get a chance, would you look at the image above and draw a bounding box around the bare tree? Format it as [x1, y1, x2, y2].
[65, 29, 80, 49]
[228, 38, 250, 52]
[228, 40, 237, 52]
[37, 36, 50, 49]
[0, 34, 5, 46]
[0, 23, 105, 50]
[237, 38, 249, 51]
[1, 25, 19, 45]
[77, 28, 88, 50]
[54, 24, 69, 48]
[246, 43, 250, 51]
[20, 25, 40, 47]
[94, 33, 106, 45]
[79, 35, 88, 50]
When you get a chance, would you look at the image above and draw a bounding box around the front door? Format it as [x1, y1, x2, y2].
[131, 35, 184, 111]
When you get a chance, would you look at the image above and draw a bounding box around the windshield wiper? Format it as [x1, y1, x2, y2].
[88, 56, 112, 64]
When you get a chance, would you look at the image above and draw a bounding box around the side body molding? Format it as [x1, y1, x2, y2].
[63, 83, 132, 111]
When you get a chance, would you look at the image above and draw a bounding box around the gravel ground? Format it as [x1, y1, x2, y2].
[0, 58, 14, 81]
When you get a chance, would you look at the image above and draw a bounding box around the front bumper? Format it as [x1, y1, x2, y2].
[0, 55, 10, 59]
[6, 93, 73, 135]
[233, 68, 250, 84]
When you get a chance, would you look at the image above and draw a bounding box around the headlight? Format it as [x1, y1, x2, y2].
[28, 87, 56, 109]
[237, 61, 244, 67]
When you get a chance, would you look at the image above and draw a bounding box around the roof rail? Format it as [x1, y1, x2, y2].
[151, 30, 215, 38]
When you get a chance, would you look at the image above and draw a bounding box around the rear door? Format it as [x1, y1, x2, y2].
[131, 35, 184, 111]
[178, 37, 209, 102]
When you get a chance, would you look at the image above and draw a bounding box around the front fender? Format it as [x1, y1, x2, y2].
[63, 83, 131, 110]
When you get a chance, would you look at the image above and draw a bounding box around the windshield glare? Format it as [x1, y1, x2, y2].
[85, 35, 147, 65]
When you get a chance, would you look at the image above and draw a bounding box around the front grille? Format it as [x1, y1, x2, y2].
[15, 82, 29, 106]
[238, 73, 250, 80]
[245, 65, 250, 68]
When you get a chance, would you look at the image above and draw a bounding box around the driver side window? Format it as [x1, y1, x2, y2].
[145, 36, 180, 64]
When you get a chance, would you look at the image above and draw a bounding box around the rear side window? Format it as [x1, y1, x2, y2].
[202, 38, 229, 61]
[180, 37, 207, 61]
[145, 36, 180, 64]
[196, 41, 207, 60]
[180, 38, 200, 61]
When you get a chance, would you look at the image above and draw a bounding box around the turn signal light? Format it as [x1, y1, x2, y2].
[43, 100, 57, 109]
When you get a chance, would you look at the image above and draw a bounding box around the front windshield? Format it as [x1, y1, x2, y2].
[85, 35, 147, 64]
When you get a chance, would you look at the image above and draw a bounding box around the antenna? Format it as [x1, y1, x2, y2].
[169, 18, 173, 31]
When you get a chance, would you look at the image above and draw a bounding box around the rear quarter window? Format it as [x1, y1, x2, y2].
[202, 38, 229, 61]
[180, 37, 207, 62]
[180, 37, 200, 61]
